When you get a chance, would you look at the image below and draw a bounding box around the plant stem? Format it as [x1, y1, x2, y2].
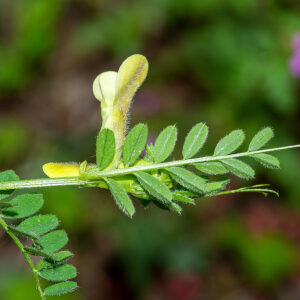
[0, 144, 299, 191]
[0, 216, 45, 300]
[0, 178, 84, 190]
[87, 144, 300, 179]
[212, 187, 278, 197]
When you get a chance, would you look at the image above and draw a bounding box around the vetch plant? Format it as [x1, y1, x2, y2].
[0, 54, 299, 298]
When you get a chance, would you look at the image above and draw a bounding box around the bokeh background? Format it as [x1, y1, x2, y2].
[0, 0, 300, 299]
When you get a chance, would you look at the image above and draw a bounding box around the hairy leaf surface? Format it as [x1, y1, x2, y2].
[168, 167, 206, 193]
[123, 123, 148, 166]
[2, 194, 44, 219]
[37, 251, 74, 271]
[172, 192, 195, 205]
[17, 214, 59, 236]
[252, 153, 280, 169]
[214, 129, 245, 156]
[106, 178, 135, 217]
[249, 127, 274, 151]
[44, 281, 78, 296]
[8, 225, 39, 240]
[204, 177, 230, 194]
[222, 158, 255, 179]
[153, 125, 177, 163]
[38, 230, 68, 253]
[195, 161, 228, 175]
[24, 247, 54, 260]
[182, 122, 208, 159]
[135, 172, 172, 203]
[96, 128, 115, 170]
[39, 264, 77, 282]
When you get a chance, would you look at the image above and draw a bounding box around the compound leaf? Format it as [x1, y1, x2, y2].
[153, 125, 177, 163]
[2, 194, 44, 219]
[44, 281, 78, 296]
[214, 129, 245, 156]
[135, 172, 172, 203]
[168, 167, 206, 193]
[96, 128, 115, 170]
[106, 178, 135, 218]
[123, 123, 148, 166]
[221, 158, 255, 179]
[249, 127, 274, 151]
[182, 122, 208, 159]
[252, 153, 280, 169]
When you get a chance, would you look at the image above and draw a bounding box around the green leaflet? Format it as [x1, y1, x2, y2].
[17, 214, 59, 236]
[0, 202, 13, 208]
[44, 281, 78, 296]
[182, 122, 208, 159]
[39, 264, 77, 282]
[153, 199, 182, 214]
[106, 178, 135, 218]
[214, 129, 245, 156]
[123, 123, 148, 166]
[52, 251, 74, 264]
[153, 125, 177, 163]
[0, 170, 19, 200]
[135, 172, 172, 203]
[172, 192, 195, 205]
[37, 251, 74, 271]
[249, 127, 274, 151]
[2, 194, 44, 219]
[166, 202, 182, 214]
[168, 167, 206, 193]
[194, 161, 228, 175]
[96, 128, 115, 170]
[24, 247, 54, 260]
[0, 173, 78, 297]
[221, 158, 255, 179]
[37, 230, 68, 253]
[252, 153, 280, 169]
[53, 251, 74, 263]
[204, 177, 230, 194]
[8, 225, 39, 241]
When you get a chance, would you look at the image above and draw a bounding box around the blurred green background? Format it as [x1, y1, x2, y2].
[0, 0, 300, 299]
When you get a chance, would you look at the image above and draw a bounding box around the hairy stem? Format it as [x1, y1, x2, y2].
[0, 178, 84, 190]
[87, 144, 300, 179]
[0, 216, 45, 300]
[0, 144, 299, 191]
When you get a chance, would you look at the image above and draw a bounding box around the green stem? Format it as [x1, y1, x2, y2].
[0, 178, 84, 190]
[0, 144, 299, 191]
[0, 216, 45, 300]
[87, 144, 300, 179]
